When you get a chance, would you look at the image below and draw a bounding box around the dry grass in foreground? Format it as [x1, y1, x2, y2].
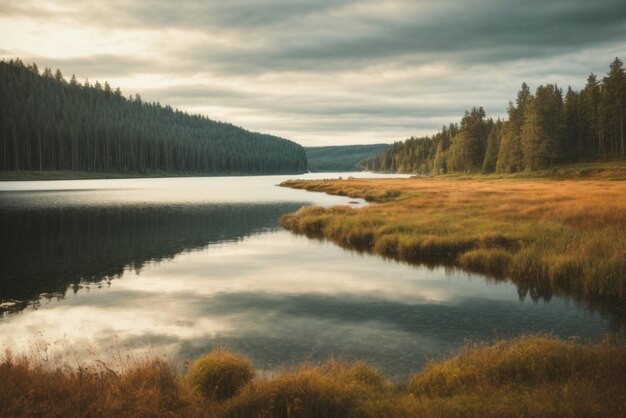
[280, 177, 626, 309]
[0, 337, 624, 417]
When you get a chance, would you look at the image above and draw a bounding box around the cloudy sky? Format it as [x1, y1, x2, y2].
[1, 0, 625, 146]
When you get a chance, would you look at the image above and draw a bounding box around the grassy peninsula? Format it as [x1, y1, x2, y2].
[279, 168, 626, 311]
[1, 337, 624, 417]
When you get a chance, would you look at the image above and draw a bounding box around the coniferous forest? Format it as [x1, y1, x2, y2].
[0, 59, 308, 174]
[359, 58, 626, 174]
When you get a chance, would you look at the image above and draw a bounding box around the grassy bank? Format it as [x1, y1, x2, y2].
[279, 176, 626, 311]
[1, 337, 624, 417]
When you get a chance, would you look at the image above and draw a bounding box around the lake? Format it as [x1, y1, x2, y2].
[0, 173, 620, 379]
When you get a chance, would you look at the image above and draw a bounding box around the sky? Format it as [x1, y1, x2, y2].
[1, 0, 626, 146]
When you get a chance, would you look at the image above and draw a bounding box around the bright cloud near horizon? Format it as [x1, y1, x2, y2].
[1, 0, 626, 146]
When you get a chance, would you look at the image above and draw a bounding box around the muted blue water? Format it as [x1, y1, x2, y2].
[0, 173, 618, 378]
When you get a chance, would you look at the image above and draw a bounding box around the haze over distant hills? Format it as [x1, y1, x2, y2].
[305, 144, 391, 172]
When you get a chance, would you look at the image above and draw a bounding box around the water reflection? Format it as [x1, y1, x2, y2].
[0, 203, 304, 314]
[0, 173, 379, 314]
[0, 174, 621, 378]
[0, 231, 615, 378]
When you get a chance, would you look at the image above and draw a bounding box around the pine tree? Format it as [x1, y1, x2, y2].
[563, 86, 582, 161]
[448, 107, 488, 173]
[521, 84, 564, 170]
[496, 83, 531, 173]
[54, 69, 64, 84]
[482, 120, 502, 173]
[602, 57, 626, 159]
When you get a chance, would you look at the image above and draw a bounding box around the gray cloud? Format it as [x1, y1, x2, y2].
[1, 0, 625, 145]
[18, 54, 157, 78]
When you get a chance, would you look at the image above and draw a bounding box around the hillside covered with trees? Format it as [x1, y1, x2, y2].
[305, 144, 390, 172]
[360, 58, 626, 174]
[0, 59, 307, 175]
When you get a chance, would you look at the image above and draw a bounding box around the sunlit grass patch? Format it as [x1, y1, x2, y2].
[280, 177, 626, 306]
[185, 348, 254, 401]
[459, 248, 513, 277]
[222, 360, 394, 418]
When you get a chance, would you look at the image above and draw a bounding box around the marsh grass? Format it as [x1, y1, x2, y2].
[406, 336, 626, 418]
[279, 176, 626, 309]
[185, 348, 254, 400]
[222, 360, 395, 418]
[0, 353, 211, 417]
[1, 337, 624, 417]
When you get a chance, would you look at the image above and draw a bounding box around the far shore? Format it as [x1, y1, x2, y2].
[0, 170, 309, 182]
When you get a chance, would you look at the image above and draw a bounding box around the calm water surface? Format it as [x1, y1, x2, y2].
[0, 173, 620, 378]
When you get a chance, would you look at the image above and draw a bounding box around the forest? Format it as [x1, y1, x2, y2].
[0, 59, 308, 174]
[359, 58, 626, 174]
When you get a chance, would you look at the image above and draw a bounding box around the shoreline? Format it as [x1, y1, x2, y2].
[279, 176, 626, 317]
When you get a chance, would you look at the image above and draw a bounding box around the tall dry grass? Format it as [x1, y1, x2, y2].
[0, 354, 212, 417]
[405, 336, 626, 418]
[1, 337, 624, 417]
[280, 178, 626, 308]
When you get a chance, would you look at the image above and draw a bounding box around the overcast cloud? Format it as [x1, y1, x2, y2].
[2, 0, 625, 145]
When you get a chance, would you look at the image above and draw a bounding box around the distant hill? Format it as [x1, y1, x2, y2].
[305, 144, 391, 172]
[0, 59, 307, 175]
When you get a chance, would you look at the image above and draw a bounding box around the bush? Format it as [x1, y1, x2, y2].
[185, 349, 254, 401]
[222, 361, 389, 418]
[346, 362, 389, 391]
[407, 337, 601, 397]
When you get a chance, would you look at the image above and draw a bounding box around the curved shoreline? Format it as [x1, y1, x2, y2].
[279, 177, 626, 327]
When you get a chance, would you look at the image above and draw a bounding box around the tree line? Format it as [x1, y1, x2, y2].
[0, 59, 308, 174]
[359, 58, 626, 174]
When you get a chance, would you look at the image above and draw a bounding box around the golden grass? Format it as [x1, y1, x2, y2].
[279, 177, 626, 306]
[222, 361, 394, 418]
[405, 336, 626, 418]
[1, 337, 624, 417]
[186, 348, 254, 401]
[0, 355, 211, 417]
